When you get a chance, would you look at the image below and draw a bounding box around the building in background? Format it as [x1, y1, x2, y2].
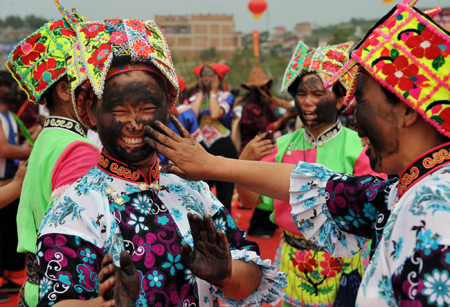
[155, 14, 242, 60]
[434, 7, 450, 31]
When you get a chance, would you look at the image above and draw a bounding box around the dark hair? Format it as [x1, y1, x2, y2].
[41, 80, 59, 112]
[0, 71, 13, 88]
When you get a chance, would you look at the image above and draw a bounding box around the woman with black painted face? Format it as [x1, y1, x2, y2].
[35, 16, 286, 307]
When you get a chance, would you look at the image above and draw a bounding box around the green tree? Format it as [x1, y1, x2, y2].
[24, 15, 47, 29]
[4, 16, 24, 28]
[199, 47, 220, 62]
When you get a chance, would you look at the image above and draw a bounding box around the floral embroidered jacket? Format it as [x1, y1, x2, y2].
[188, 91, 234, 148]
[290, 142, 450, 306]
[36, 151, 286, 307]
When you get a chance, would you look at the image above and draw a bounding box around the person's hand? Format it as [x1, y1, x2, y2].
[144, 115, 218, 181]
[13, 161, 27, 185]
[181, 213, 232, 287]
[210, 75, 220, 95]
[239, 131, 276, 161]
[98, 252, 140, 307]
[283, 107, 298, 121]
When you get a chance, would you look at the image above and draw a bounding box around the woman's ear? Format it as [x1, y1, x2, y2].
[86, 98, 98, 128]
[402, 105, 419, 128]
[336, 95, 345, 112]
[55, 80, 71, 103]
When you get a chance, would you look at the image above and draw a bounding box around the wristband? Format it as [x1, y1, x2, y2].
[210, 93, 218, 99]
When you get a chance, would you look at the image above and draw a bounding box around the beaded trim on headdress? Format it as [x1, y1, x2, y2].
[280, 41, 358, 108]
[64, 18, 179, 130]
[325, 0, 450, 137]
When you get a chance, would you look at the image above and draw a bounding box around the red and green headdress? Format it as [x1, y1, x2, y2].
[325, 0, 450, 137]
[281, 41, 358, 108]
[64, 16, 179, 130]
[5, 2, 85, 104]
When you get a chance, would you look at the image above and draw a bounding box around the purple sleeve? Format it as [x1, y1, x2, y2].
[37, 233, 104, 306]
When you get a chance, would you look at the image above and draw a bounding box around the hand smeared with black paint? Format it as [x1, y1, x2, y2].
[98, 252, 140, 307]
[182, 213, 232, 287]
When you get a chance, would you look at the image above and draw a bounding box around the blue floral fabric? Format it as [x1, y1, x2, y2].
[290, 161, 450, 306]
[37, 155, 286, 307]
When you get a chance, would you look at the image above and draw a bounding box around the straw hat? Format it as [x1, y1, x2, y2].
[241, 66, 273, 90]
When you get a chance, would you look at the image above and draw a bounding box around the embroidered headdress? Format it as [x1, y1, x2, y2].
[60, 3, 179, 130]
[5, 2, 85, 104]
[281, 41, 357, 107]
[325, 0, 450, 137]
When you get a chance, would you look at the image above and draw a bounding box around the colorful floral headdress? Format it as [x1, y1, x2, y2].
[280, 41, 358, 107]
[5, 1, 85, 104]
[64, 17, 179, 130]
[325, 0, 450, 137]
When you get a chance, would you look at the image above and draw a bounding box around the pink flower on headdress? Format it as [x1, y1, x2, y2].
[382, 55, 419, 92]
[49, 20, 75, 38]
[110, 31, 127, 45]
[33, 58, 64, 92]
[13, 33, 46, 66]
[326, 50, 346, 63]
[126, 19, 145, 32]
[88, 43, 112, 66]
[133, 40, 153, 58]
[81, 24, 105, 39]
[405, 28, 445, 60]
[322, 60, 340, 74]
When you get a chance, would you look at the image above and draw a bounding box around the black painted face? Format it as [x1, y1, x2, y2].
[355, 72, 401, 174]
[95, 70, 169, 169]
[294, 74, 339, 130]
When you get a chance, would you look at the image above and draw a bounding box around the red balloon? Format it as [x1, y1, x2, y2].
[248, 0, 267, 19]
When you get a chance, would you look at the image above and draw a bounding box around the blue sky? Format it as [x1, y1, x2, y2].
[1, 0, 447, 33]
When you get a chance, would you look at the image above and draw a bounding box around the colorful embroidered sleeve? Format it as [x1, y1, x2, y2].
[36, 234, 104, 306]
[209, 207, 286, 307]
[290, 161, 395, 258]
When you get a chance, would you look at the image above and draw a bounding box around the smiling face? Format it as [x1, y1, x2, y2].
[294, 73, 342, 135]
[354, 71, 404, 174]
[89, 70, 169, 171]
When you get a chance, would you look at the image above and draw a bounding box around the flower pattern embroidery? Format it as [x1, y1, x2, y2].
[81, 24, 106, 39]
[110, 31, 127, 46]
[33, 58, 64, 92]
[87, 43, 112, 67]
[133, 40, 153, 58]
[13, 33, 46, 65]
[405, 27, 445, 60]
[382, 55, 419, 92]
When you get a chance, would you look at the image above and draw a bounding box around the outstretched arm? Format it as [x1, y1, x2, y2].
[144, 116, 294, 201]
